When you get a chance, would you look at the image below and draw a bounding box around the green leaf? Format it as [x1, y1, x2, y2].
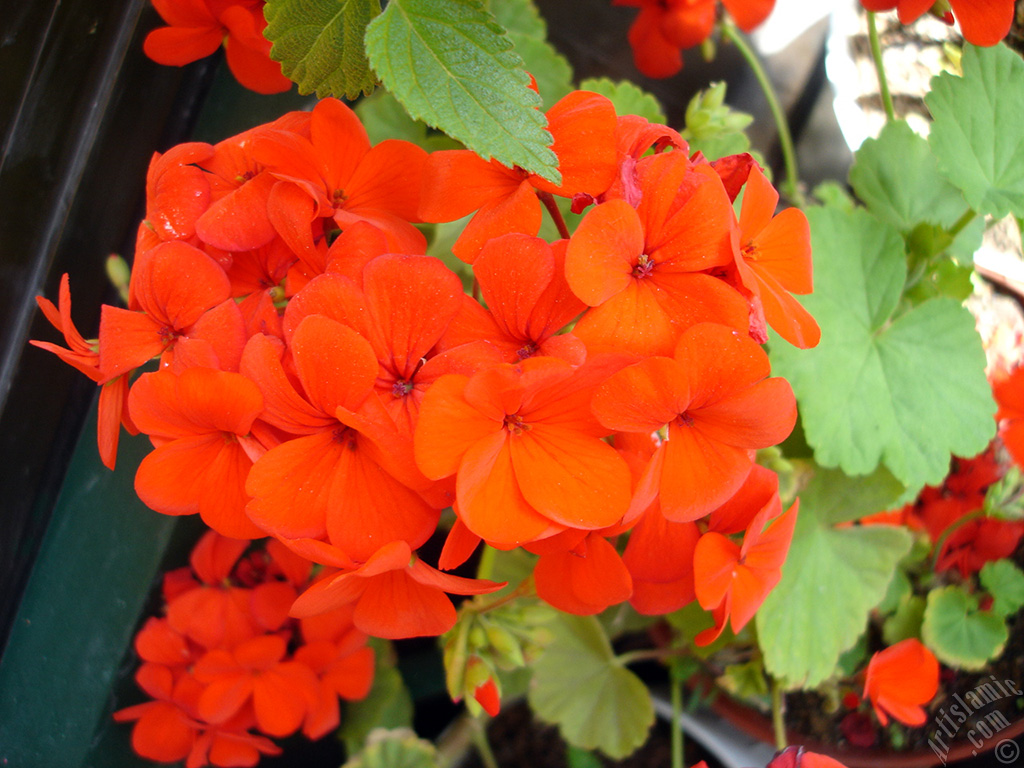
[813, 181, 857, 213]
[770, 207, 996, 490]
[566, 745, 604, 768]
[921, 586, 1007, 670]
[876, 568, 912, 615]
[757, 465, 914, 688]
[342, 728, 441, 768]
[679, 82, 753, 160]
[579, 77, 666, 124]
[364, 0, 559, 183]
[849, 120, 968, 232]
[529, 615, 653, 758]
[355, 90, 461, 151]
[882, 594, 927, 645]
[340, 640, 414, 757]
[926, 43, 1024, 219]
[980, 560, 1024, 618]
[264, 0, 381, 99]
[492, 0, 573, 108]
[719, 660, 770, 700]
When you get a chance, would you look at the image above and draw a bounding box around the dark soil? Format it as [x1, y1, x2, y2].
[459, 700, 724, 768]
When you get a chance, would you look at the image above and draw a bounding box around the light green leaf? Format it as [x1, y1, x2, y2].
[343, 728, 441, 768]
[264, 0, 381, 99]
[926, 43, 1024, 219]
[529, 615, 653, 758]
[757, 465, 914, 688]
[882, 594, 927, 645]
[980, 560, 1024, 618]
[355, 90, 461, 151]
[493, 0, 573, 108]
[340, 640, 414, 756]
[849, 120, 968, 232]
[770, 207, 995, 490]
[365, 0, 559, 183]
[579, 77, 666, 124]
[922, 586, 1007, 670]
[680, 82, 753, 160]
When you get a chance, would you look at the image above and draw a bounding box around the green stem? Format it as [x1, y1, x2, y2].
[867, 12, 896, 123]
[476, 543, 496, 582]
[471, 715, 500, 768]
[671, 671, 685, 768]
[948, 209, 978, 239]
[931, 508, 985, 571]
[537, 190, 571, 239]
[720, 22, 804, 208]
[770, 675, 787, 750]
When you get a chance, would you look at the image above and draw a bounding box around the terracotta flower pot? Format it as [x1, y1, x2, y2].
[709, 688, 1024, 768]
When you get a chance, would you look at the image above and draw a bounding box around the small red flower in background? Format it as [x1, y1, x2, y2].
[615, 0, 777, 78]
[994, 365, 1024, 468]
[863, 638, 939, 726]
[144, 0, 291, 94]
[859, 0, 1013, 47]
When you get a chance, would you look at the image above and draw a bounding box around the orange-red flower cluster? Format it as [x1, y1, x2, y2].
[859, 0, 1013, 47]
[614, 0, 777, 78]
[35, 92, 814, 659]
[114, 531, 375, 767]
[143, 0, 291, 94]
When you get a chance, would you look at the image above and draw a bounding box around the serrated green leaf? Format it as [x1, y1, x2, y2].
[980, 560, 1024, 618]
[757, 465, 914, 688]
[922, 586, 1007, 670]
[529, 615, 653, 758]
[849, 120, 968, 232]
[770, 207, 995, 490]
[264, 0, 380, 99]
[579, 77, 666, 124]
[492, 0, 573, 107]
[926, 43, 1024, 219]
[364, 0, 559, 183]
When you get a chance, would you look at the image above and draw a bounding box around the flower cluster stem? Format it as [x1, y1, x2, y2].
[671, 669, 685, 768]
[720, 22, 804, 208]
[771, 675, 787, 750]
[537, 190, 571, 239]
[472, 714, 500, 768]
[867, 12, 896, 123]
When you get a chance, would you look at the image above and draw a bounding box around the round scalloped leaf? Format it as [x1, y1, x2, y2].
[921, 586, 1007, 670]
[979, 560, 1024, 619]
[926, 43, 1024, 219]
[770, 206, 996, 490]
[757, 465, 912, 688]
[343, 728, 440, 768]
[529, 615, 653, 758]
[578, 78, 666, 124]
[849, 119, 968, 232]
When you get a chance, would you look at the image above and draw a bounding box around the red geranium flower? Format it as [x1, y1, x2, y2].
[862, 638, 939, 726]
